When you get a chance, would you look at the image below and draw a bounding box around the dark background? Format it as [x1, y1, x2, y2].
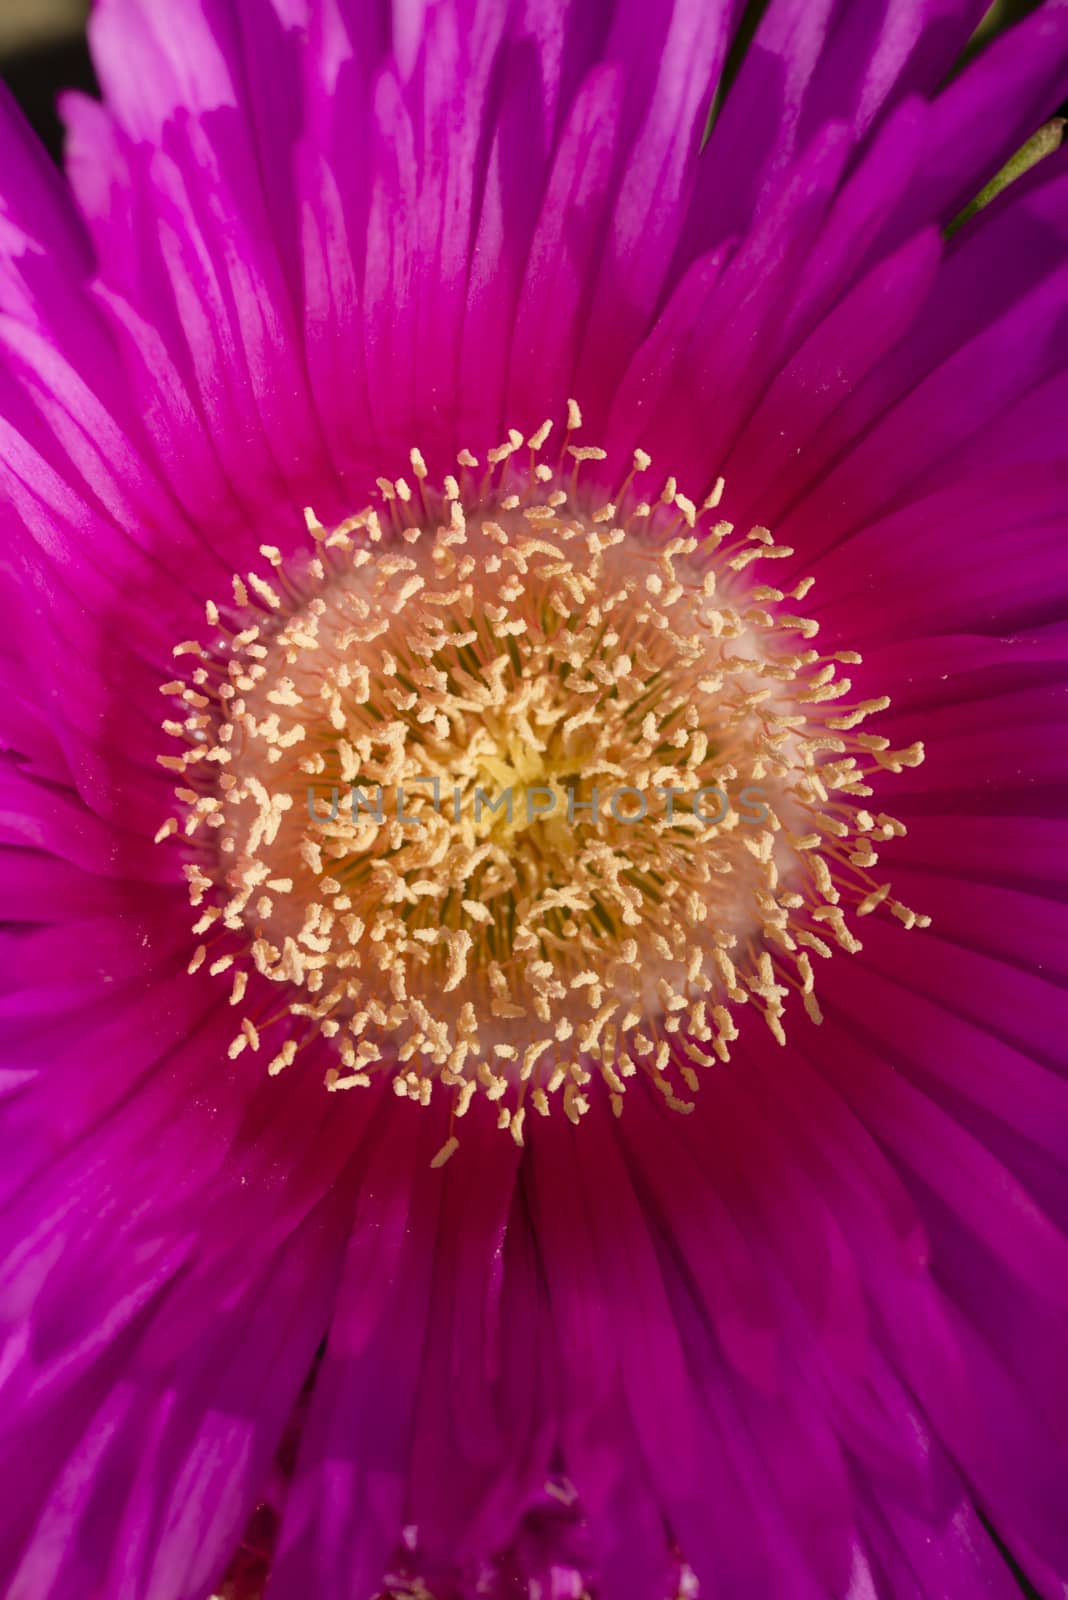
[0, 0, 93, 159]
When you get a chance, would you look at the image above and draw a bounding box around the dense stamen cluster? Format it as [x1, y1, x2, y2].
[158, 407, 926, 1159]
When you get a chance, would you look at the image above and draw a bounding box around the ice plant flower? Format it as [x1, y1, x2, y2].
[1, 2, 1067, 1597]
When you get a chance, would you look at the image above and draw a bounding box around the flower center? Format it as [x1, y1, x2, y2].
[159, 406, 926, 1160]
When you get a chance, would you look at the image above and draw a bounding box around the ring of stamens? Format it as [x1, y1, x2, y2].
[158, 404, 927, 1161]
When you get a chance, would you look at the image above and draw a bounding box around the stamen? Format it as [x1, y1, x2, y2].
[159, 404, 926, 1150]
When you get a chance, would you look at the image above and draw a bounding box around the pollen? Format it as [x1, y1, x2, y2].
[159, 406, 927, 1154]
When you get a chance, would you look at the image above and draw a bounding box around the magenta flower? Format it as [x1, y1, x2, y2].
[2, 2, 1068, 1597]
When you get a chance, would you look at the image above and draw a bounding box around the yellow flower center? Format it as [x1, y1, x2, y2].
[158, 405, 927, 1163]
